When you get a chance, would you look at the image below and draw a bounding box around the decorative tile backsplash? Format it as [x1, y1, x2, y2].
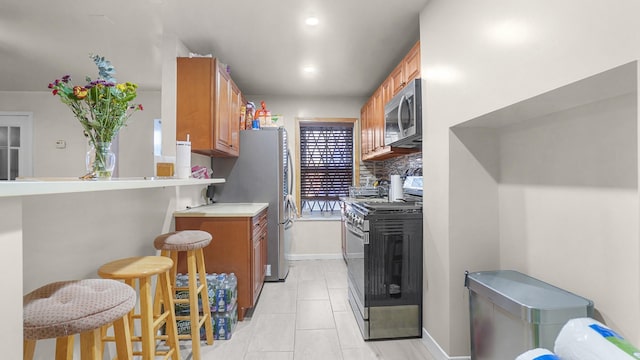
[359, 153, 422, 186]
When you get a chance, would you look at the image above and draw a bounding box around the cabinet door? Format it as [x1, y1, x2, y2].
[251, 210, 267, 303]
[360, 104, 369, 159]
[372, 88, 384, 151]
[175, 216, 253, 320]
[404, 41, 421, 84]
[176, 58, 214, 151]
[229, 82, 241, 154]
[366, 100, 375, 154]
[252, 234, 262, 303]
[390, 62, 404, 96]
[215, 65, 233, 154]
[260, 227, 267, 281]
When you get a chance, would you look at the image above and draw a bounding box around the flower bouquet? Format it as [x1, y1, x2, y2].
[48, 54, 143, 179]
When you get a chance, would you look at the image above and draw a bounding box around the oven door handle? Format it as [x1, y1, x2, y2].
[347, 225, 369, 245]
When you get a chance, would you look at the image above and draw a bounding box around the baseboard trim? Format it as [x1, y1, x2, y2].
[421, 328, 471, 360]
[286, 253, 343, 261]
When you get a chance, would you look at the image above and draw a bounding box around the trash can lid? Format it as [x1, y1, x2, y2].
[465, 270, 594, 324]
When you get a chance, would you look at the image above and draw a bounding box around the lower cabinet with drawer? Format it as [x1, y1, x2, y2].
[175, 208, 267, 320]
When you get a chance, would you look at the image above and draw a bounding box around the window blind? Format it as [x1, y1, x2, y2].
[299, 124, 353, 202]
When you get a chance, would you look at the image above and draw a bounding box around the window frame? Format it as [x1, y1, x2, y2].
[295, 117, 359, 217]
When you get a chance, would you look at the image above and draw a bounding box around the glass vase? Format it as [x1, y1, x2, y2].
[86, 142, 116, 179]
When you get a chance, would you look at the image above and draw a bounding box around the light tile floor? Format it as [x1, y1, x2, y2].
[179, 259, 436, 360]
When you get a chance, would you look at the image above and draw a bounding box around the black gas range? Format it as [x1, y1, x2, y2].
[341, 191, 423, 340]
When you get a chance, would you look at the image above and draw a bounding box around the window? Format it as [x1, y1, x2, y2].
[297, 119, 356, 215]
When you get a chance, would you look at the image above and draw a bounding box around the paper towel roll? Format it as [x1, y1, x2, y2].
[176, 140, 191, 179]
[390, 175, 403, 202]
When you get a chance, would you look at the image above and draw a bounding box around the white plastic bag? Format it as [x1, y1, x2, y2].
[515, 348, 560, 360]
[554, 318, 640, 359]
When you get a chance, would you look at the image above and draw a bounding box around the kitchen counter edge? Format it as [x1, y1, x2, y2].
[0, 178, 225, 197]
[174, 203, 268, 218]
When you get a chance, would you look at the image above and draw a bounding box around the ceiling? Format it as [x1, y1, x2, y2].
[0, 0, 427, 97]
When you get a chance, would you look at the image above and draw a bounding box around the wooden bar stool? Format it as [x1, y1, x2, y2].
[23, 279, 135, 360]
[153, 230, 214, 360]
[98, 256, 180, 360]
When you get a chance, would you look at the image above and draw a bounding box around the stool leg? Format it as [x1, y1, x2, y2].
[153, 250, 173, 317]
[159, 271, 181, 360]
[139, 276, 155, 360]
[55, 336, 74, 360]
[125, 279, 136, 338]
[113, 314, 133, 360]
[169, 250, 179, 286]
[80, 329, 102, 360]
[196, 249, 214, 346]
[186, 250, 201, 360]
[23, 339, 36, 360]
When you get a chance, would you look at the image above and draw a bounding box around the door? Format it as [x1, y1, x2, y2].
[0, 113, 33, 180]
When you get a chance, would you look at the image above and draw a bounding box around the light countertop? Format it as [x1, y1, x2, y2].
[174, 203, 268, 217]
[0, 177, 225, 197]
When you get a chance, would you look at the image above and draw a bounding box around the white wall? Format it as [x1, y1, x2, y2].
[245, 95, 366, 257]
[497, 93, 638, 335]
[0, 90, 160, 177]
[420, 0, 640, 356]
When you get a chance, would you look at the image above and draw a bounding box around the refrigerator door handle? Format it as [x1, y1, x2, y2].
[287, 148, 294, 196]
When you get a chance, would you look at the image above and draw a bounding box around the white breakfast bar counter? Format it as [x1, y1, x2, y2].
[0, 177, 224, 358]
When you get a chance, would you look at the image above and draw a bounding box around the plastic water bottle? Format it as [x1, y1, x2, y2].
[216, 273, 228, 312]
[228, 272, 238, 306]
[205, 274, 217, 312]
[174, 274, 190, 315]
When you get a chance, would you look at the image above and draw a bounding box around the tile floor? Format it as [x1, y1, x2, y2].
[179, 259, 436, 360]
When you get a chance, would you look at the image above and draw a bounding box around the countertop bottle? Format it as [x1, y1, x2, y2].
[245, 103, 254, 130]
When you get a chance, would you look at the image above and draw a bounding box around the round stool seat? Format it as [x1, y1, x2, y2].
[153, 230, 212, 251]
[23, 279, 136, 340]
[98, 256, 173, 280]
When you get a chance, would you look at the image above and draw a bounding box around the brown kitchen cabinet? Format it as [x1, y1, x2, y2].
[174, 208, 267, 320]
[176, 57, 240, 157]
[360, 41, 421, 162]
[391, 41, 421, 97]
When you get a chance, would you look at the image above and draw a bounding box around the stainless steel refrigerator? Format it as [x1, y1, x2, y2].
[210, 127, 294, 281]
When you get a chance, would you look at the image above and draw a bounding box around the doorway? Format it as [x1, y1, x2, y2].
[0, 112, 33, 180]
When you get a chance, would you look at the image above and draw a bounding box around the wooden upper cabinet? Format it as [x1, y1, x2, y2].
[391, 41, 421, 97]
[404, 41, 421, 84]
[360, 105, 368, 158]
[372, 88, 384, 152]
[361, 41, 421, 161]
[177, 57, 240, 157]
[230, 82, 241, 151]
[390, 62, 405, 97]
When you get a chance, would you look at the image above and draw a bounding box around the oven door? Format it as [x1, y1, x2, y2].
[345, 220, 367, 318]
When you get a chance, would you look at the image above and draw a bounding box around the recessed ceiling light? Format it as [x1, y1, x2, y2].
[303, 66, 316, 73]
[305, 17, 319, 26]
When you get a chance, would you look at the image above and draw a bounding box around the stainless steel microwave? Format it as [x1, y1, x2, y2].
[384, 78, 422, 148]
